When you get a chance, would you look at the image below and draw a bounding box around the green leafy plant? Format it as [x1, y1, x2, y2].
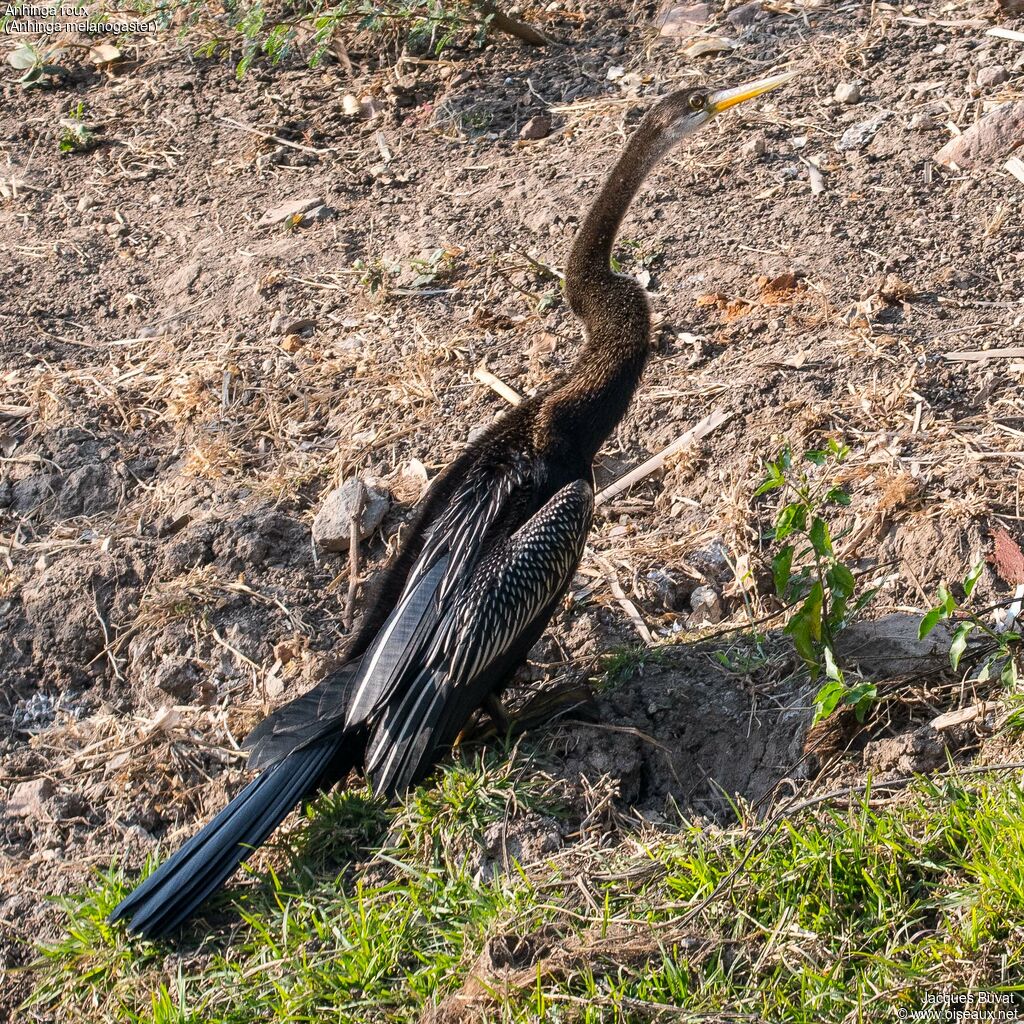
[187, 0, 483, 78]
[58, 102, 96, 155]
[756, 440, 877, 722]
[919, 562, 1021, 691]
[6, 41, 64, 87]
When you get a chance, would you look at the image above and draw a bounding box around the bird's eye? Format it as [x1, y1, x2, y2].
[689, 93, 707, 111]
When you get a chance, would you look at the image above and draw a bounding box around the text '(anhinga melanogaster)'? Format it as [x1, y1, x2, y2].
[110, 71, 793, 939]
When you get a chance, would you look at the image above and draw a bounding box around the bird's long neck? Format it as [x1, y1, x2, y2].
[540, 117, 673, 465]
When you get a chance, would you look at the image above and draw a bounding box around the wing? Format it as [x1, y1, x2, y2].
[364, 478, 594, 797]
[243, 453, 535, 773]
[344, 453, 535, 728]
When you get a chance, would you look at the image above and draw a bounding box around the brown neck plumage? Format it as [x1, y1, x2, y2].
[540, 114, 674, 463]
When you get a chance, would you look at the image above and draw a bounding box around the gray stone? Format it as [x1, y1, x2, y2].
[690, 584, 724, 623]
[313, 478, 390, 552]
[257, 197, 324, 228]
[519, 114, 552, 141]
[836, 112, 891, 152]
[299, 204, 336, 226]
[976, 65, 1008, 90]
[8, 778, 53, 818]
[726, 0, 762, 26]
[834, 81, 862, 105]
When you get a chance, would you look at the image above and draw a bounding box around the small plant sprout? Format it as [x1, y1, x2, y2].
[756, 440, 878, 723]
[58, 102, 96, 155]
[919, 562, 1021, 692]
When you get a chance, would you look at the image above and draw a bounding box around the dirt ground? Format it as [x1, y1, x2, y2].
[2, 0, 1024, 1017]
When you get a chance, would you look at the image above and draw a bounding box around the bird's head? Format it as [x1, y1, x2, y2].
[650, 70, 796, 145]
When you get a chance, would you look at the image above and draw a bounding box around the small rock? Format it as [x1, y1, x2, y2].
[690, 584, 723, 623]
[836, 112, 891, 152]
[657, 2, 709, 38]
[908, 112, 933, 131]
[934, 100, 1024, 169]
[313, 478, 390, 552]
[863, 727, 946, 775]
[976, 65, 1008, 90]
[299, 204, 336, 226]
[341, 94, 361, 116]
[257, 197, 324, 229]
[740, 135, 766, 159]
[726, 0, 762, 26]
[270, 313, 317, 336]
[519, 114, 552, 141]
[8, 778, 53, 818]
[834, 81, 862, 105]
[76, 195, 96, 212]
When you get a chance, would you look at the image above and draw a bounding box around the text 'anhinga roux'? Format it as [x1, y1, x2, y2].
[110, 70, 793, 939]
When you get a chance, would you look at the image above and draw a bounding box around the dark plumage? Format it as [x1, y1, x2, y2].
[109, 72, 793, 939]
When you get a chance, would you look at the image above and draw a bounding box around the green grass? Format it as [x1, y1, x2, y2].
[24, 753, 1024, 1023]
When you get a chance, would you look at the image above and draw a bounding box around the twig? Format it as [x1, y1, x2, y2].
[595, 409, 732, 506]
[473, 362, 523, 406]
[217, 116, 333, 156]
[343, 481, 366, 631]
[474, 0, 555, 45]
[596, 555, 654, 645]
[944, 346, 1024, 362]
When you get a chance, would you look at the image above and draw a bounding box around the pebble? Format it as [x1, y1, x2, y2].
[76, 195, 96, 212]
[257, 197, 324, 228]
[8, 778, 53, 818]
[313, 478, 390, 552]
[740, 135, 766, 159]
[976, 65, 1008, 90]
[834, 81, 862, 104]
[726, 0, 761, 26]
[519, 114, 552, 141]
[836, 112, 891, 152]
[690, 585, 724, 624]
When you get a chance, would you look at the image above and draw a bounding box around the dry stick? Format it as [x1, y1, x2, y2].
[944, 346, 1024, 362]
[343, 481, 366, 631]
[474, 0, 555, 45]
[473, 362, 523, 406]
[217, 116, 333, 156]
[595, 409, 733, 506]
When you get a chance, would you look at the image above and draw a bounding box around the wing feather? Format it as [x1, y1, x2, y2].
[365, 479, 593, 795]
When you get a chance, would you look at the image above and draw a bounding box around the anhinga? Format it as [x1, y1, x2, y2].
[110, 71, 793, 939]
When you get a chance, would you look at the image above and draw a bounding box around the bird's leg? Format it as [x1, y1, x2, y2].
[483, 694, 511, 734]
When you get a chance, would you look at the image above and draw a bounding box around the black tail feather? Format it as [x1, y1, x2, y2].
[109, 738, 341, 939]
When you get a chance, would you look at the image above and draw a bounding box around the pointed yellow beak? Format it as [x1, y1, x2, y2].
[707, 70, 797, 116]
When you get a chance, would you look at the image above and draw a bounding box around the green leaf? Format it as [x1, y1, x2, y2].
[826, 564, 856, 601]
[949, 622, 974, 672]
[772, 545, 794, 598]
[804, 582, 824, 643]
[963, 562, 984, 599]
[918, 605, 947, 639]
[823, 644, 844, 683]
[8, 44, 38, 70]
[825, 486, 851, 506]
[774, 503, 807, 542]
[813, 680, 846, 723]
[1002, 658, 1019, 689]
[804, 449, 827, 466]
[754, 476, 785, 498]
[845, 682, 877, 723]
[809, 517, 833, 559]
[779, 446, 792, 471]
[937, 583, 955, 616]
[811, 684, 843, 724]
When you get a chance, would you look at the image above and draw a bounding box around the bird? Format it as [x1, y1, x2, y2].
[109, 70, 793, 939]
